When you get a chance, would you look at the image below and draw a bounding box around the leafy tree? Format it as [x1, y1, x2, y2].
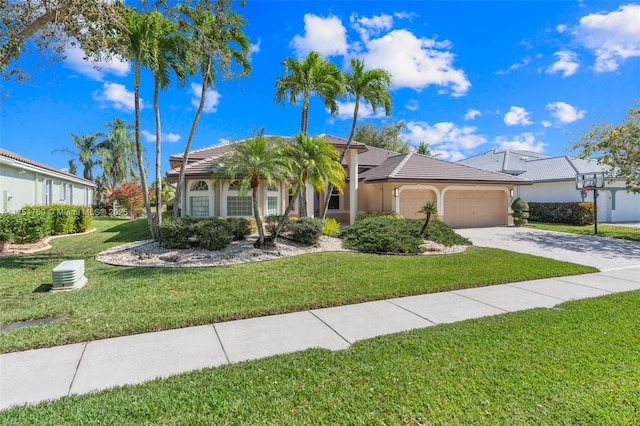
[0, 0, 124, 82]
[321, 57, 392, 219]
[54, 133, 101, 180]
[275, 134, 346, 235]
[354, 121, 411, 153]
[571, 105, 640, 193]
[98, 118, 137, 193]
[416, 141, 435, 156]
[171, 0, 251, 220]
[274, 51, 344, 135]
[109, 181, 149, 219]
[212, 133, 290, 248]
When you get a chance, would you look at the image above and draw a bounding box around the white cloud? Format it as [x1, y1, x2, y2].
[464, 109, 481, 121]
[497, 57, 532, 75]
[547, 50, 580, 77]
[250, 38, 261, 58]
[291, 14, 348, 57]
[556, 24, 568, 33]
[93, 82, 138, 111]
[504, 106, 533, 126]
[405, 99, 419, 111]
[141, 130, 181, 143]
[363, 29, 470, 96]
[574, 4, 640, 72]
[404, 121, 487, 159]
[335, 101, 387, 119]
[542, 120, 552, 128]
[64, 45, 129, 81]
[393, 11, 418, 20]
[350, 13, 393, 42]
[190, 83, 221, 113]
[547, 101, 586, 123]
[495, 133, 547, 153]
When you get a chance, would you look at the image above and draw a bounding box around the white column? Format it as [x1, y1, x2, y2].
[349, 149, 359, 224]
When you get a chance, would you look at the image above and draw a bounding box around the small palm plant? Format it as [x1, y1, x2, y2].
[418, 201, 438, 237]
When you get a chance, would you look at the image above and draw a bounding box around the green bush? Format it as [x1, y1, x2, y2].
[289, 217, 323, 245]
[529, 202, 595, 226]
[0, 230, 13, 242]
[415, 219, 471, 247]
[75, 207, 93, 232]
[265, 215, 290, 235]
[356, 211, 403, 221]
[9, 210, 50, 243]
[340, 216, 424, 254]
[159, 219, 191, 249]
[195, 218, 233, 250]
[227, 217, 256, 240]
[510, 197, 530, 227]
[322, 217, 340, 236]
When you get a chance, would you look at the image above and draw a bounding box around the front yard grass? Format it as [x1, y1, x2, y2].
[528, 222, 640, 241]
[0, 218, 596, 353]
[1, 291, 638, 424]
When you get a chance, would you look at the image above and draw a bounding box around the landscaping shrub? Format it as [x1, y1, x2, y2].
[6, 210, 50, 243]
[195, 218, 233, 250]
[74, 207, 93, 232]
[227, 217, 256, 240]
[265, 214, 290, 235]
[356, 211, 403, 221]
[340, 216, 424, 254]
[510, 197, 530, 227]
[289, 217, 323, 245]
[322, 217, 340, 236]
[22, 205, 93, 235]
[414, 219, 472, 247]
[159, 219, 191, 249]
[529, 202, 595, 226]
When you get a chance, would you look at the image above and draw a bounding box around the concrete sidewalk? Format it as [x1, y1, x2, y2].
[2, 267, 639, 410]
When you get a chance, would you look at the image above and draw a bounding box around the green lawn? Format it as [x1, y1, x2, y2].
[0, 218, 596, 353]
[2, 291, 638, 424]
[528, 222, 640, 241]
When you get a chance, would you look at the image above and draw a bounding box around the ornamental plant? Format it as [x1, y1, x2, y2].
[109, 181, 150, 219]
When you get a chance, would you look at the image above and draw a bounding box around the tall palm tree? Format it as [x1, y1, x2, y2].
[274, 51, 345, 135]
[120, 6, 159, 240]
[67, 159, 78, 175]
[212, 133, 290, 248]
[172, 0, 251, 220]
[98, 117, 137, 192]
[147, 11, 190, 225]
[54, 133, 101, 180]
[272, 134, 346, 239]
[321, 58, 392, 220]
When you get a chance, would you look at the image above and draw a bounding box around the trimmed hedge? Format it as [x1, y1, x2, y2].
[0, 205, 92, 243]
[528, 202, 595, 226]
[159, 217, 234, 250]
[227, 217, 256, 241]
[289, 217, 323, 245]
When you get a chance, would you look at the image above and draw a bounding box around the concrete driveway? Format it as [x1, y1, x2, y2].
[456, 226, 640, 271]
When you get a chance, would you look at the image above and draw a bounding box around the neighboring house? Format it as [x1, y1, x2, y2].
[166, 135, 530, 228]
[0, 148, 96, 213]
[459, 149, 640, 223]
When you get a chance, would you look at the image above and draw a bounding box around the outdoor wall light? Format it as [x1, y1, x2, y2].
[510, 189, 514, 197]
[393, 188, 399, 197]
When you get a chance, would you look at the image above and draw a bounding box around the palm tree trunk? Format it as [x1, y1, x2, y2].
[133, 64, 159, 241]
[420, 212, 431, 236]
[321, 98, 360, 220]
[154, 79, 162, 227]
[174, 60, 211, 220]
[252, 185, 265, 247]
[272, 186, 300, 240]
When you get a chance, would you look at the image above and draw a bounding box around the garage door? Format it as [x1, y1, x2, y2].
[399, 189, 436, 219]
[443, 190, 507, 228]
[612, 190, 640, 222]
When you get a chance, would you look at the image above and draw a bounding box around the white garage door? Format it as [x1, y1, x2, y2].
[612, 190, 640, 222]
[444, 190, 508, 228]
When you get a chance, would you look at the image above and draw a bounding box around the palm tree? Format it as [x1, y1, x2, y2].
[54, 133, 101, 180]
[147, 11, 190, 225]
[98, 118, 137, 192]
[212, 133, 290, 248]
[67, 159, 78, 175]
[272, 134, 346, 239]
[418, 201, 438, 237]
[274, 51, 344, 135]
[172, 1, 251, 220]
[120, 6, 159, 240]
[321, 57, 392, 219]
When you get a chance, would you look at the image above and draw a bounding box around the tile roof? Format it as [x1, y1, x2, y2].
[361, 152, 531, 185]
[0, 148, 96, 186]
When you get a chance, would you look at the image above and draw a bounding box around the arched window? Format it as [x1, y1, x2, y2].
[190, 180, 208, 191]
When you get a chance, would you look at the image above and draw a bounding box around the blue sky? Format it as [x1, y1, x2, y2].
[1, 1, 639, 178]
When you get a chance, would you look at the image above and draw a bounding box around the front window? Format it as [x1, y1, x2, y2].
[227, 196, 252, 216]
[328, 188, 340, 210]
[190, 180, 208, 191]
[190, 196, 210, 217]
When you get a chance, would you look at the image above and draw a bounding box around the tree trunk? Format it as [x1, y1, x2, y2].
[154, 79, 162, 227]
[133, 63, 158, 241]
[271, 186, 300, 241]
[252, 185, 267, 248]
[173, 59, 211, 220]
[321, 98, 360, 220]
[420, 212, 431, 237]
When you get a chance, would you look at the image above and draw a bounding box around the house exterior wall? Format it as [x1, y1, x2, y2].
[1, 161, 94, 213]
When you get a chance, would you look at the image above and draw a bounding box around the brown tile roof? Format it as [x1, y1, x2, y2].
[361, 152, 532, 185]
[0, 148, 96, 186]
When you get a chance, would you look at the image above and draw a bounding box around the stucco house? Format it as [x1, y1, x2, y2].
[458, 149, 640, 223]
[166, 135, 531, 228]
[0, 148, 96, 213]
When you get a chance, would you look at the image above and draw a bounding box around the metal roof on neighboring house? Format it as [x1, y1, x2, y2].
[361, 152, 532, 185]
[0, 148, 96, 187]
[518, 157, 604, 182]
[458, 149, 552, 175]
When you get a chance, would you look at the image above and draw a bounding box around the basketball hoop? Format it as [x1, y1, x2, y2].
[575, 172, 605, 234]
